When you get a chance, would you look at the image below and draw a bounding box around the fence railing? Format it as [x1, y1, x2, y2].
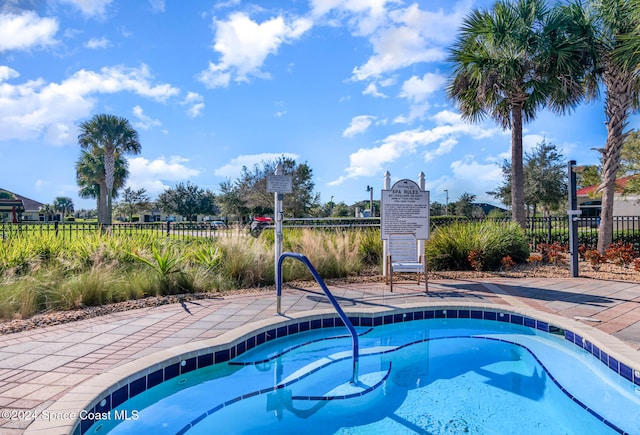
[2, 216, 640, 250]
[0, 221, 238, 241]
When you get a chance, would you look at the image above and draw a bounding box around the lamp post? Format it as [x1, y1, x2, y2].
[366, 185, 374, 217]
[444, 189, 449, 216]
[568, 161, 582, 278]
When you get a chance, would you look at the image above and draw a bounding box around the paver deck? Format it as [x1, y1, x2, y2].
[0, 276, 638, 434]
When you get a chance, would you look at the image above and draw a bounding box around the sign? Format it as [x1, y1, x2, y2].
[267, 175, 293, 193]
[381, 179, 430, 240]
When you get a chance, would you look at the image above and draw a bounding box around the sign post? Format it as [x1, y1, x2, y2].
[268, 164, 292, 313]
[381, 173, 430, 289]
[381, 178, 430, 240]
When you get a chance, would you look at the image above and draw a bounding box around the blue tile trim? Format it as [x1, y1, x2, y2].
[77, 308, 637, 435]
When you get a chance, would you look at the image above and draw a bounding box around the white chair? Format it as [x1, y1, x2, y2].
[385, 233, 427, 292]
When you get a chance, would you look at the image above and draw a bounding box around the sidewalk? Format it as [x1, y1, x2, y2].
[0, 276, 638, 434]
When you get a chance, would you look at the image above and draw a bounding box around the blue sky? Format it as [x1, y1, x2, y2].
[0, 0, 637, 211]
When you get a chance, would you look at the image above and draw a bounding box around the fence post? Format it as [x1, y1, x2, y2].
[166, 221, 170, 237]
[54, 221, 59, 237]
[568, 161, 580, 278]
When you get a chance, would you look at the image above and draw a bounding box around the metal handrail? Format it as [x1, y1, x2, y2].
[276, 252, 359, 384]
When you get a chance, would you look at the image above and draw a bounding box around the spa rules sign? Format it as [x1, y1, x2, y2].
[381, 179, 430, 240]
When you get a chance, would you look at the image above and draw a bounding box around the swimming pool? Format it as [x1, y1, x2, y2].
[89, 311, 640, 434]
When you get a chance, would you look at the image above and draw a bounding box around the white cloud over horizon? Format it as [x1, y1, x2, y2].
[214, 152, 300, 178]
[127, 156, 200, 195]
[330, 111, 502, 185]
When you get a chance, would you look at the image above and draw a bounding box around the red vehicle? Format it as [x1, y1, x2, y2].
[249, 217, 273, 237]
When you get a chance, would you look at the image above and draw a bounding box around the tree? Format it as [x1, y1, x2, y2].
[39, 204, 56, 222]
[576, 165, 602, 191]
[448, 0, 592, 227]
[569, 0, 640, 252]
[430, 201, 446, 217]
[157, 182, 217, 221]
[52, 197, 74, 223]
[453, 193, 477, 218]
[75, 148, 129, 221]
[78, 114, 141, 225]
[220, 157, 320, 219]
[216, 179, 250, 221]
[331, 202, 352, 217]
[114, 187, 150, 222]
[489, 140, 567, 217]
[619, 130, 640, 195]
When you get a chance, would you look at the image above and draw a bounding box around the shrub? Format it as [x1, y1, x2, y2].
[604, 242, 638, 268]
[426, 221, 529, 271]
[584, 249, 605, 271]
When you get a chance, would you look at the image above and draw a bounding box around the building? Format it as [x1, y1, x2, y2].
[576, 176, 640, 217]
[0, 189, 44, 222]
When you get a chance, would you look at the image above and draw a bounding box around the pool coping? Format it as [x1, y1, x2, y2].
[23, 300, 640, 435]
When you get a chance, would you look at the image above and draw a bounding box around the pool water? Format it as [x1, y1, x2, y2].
[101, 318, 640, 434]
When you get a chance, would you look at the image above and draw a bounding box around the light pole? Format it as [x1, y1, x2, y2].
[444, 189, 449, 216]
[366, 185, 374, 217]
[568, 161, 582, 278]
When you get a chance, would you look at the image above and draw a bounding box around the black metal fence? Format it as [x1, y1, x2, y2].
[2, 216, 640, 250]
[0, 221, 238, 241]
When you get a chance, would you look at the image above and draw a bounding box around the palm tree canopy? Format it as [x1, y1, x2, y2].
[77, 113, 140, 225]
[75, 148, 129, 200]
[447, 0, 593, 128]
[78, 114, 141, 155]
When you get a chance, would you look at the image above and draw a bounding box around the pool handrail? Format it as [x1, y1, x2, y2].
[276, 252, 359, 384]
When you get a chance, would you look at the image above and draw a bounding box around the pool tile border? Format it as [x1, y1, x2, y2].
[62, 306, 640, 435]
[26, 302, 640, 435]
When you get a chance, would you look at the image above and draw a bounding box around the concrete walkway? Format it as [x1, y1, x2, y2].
[0, 276, 639, 434]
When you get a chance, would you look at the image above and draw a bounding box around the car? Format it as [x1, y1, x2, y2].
[210, 220, 227, 229]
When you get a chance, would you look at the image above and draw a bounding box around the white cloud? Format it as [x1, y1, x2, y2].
[450, 157, 503, 182]
[310, 0, 390, 36]
[181, 92, 205, 117]
[149, 0, 165, 13]
[348, 2, 471, 81]
[214, 152, 299, 178]
[198, 12, 313, 88]
[424, 137, 457, 162]
[399, 73, 446, 103]
[343, 115, 375, 137]
[0, 64, 179, 144]
[362, 82, 386, 98]
[0, 66, 19, 81]
[58, 0, 113, 17]
[0, 12, 58, 53]
[523, 133, 545, 152]
[330, 111, 500, 184]
[85, 37, 110, 49]
[132, 105, 161, 130]
[127, 156, 200, 196]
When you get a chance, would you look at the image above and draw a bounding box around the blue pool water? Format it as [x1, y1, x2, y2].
[99, 318, 640, 434]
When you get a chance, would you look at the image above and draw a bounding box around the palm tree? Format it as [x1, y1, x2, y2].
[52, 197, 74, 223]
[39, 204, 56, 222]
[78, 114, 141, 225]
[447, 0, 592, 227]
[76, 148, 130, 222]
[578, 0, 640, 252]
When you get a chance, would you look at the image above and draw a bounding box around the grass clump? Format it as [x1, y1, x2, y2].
[0, 227, 371, 320]
[426, 221, 529, 271]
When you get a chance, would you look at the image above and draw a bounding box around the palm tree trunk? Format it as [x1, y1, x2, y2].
[597, 66, 635, 252]
[511, 104, 526, 228]
[104, 149, 115, 226]
[98, 183, 109, 226]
